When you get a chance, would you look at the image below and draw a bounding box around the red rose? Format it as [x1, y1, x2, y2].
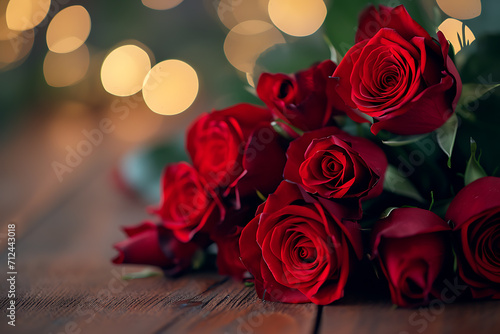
[284, 127, 387, 203]
[371, 208, 451, 307]
[187, 104, 286, 196]
[112, 221, 201, 276]
[257, 60, 342, 136]
[151, 162, 224, 242]
[332, 5, 462, 135]
[213, 227, 246, 279]
[240, 181, 363, 305]
[446, 176, 500, 299]
[211, 202, 261, 280]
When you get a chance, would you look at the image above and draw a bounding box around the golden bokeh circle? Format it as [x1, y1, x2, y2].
[142, 59, 199, 116]
[46, 5, 91, 54]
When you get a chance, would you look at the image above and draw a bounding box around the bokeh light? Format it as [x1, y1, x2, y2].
[46, 101, 94, 150]
[110, 102, 163, 143]
[438, 18, 475, 54]
[437, 0, 481, 20]
[6, 0, 51, 31]
[224, 20, 285, 73]
[101, 44, 152, 97]
[0, 29, 34, 71]
[217, 0, 271, 30]
[142, 59, 199, 116]
[142, 0, 183, 10]
[268, 0, 327, 37]
[246, 72, 255, 88]
[46, 5, 91, 54]
[43, 44, 90, 87]
[0, 0, 20, 40]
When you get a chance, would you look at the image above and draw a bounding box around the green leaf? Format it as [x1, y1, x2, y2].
[381, 134, 429, 147]
[122, 269, 162, 281]
[458, 82, 500, 109]
[256, 190, 267, 202]
[271, 121, 293, 140]
[244, 281, 255, 288]
[464, 138, 487, 185]
[436, 114, 459, 168]
[323, 34, 341, 63]
[120, 138, 188, 203]
[192, 249, 205, 270]
[383, 165, 425, 202]
[380, 207, 398, 219]
[256, 31, 330, 75]
[452, 246, 458, 273]
[273, 119, 304, 137]
[350, 109, 374, 124]
[428, 191, 435, 211]
[244, 85, 257, 97]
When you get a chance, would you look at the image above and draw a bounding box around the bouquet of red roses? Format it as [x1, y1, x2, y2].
[113, 5, 500, 307]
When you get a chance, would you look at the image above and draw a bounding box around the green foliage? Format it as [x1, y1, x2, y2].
[122, 269, 162, 280]
[383, 165, 425, 202]
[464, 138, 488, 185]
[436, 114, 459, 168]
[256, 31, 331, 75]
[120, 137, 189, 203]
[382, 134, 430, 147]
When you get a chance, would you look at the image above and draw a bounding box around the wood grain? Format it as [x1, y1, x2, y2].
[0, 110, 499, 334]
[319, 299, 500, 334]
[0, 113, 317, 334]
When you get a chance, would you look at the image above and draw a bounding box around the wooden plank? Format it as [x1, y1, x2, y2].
[2, 108, 498, 334]
[319, 299, 500, 334]
[0, 271, 225, 334]
[0, 113, 318, 334]
[151, 279, 318, 334]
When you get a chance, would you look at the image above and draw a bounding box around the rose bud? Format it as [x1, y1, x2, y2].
[187, 103, 286, 197]
[257, 60, 343, 136]
[284, 127, 387, 206]
[150, 162, 224, 242]
[240, 181, 363, 305]
[371, 208, 452, 307]
[332, 5, 462, 135]
[112, 221, 201, 277]
[446, 176, 500, 299]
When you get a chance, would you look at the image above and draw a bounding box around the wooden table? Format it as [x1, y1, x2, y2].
[1, 106, 499, 334]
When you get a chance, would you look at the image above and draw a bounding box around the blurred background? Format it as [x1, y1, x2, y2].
[1, 0, 499, 221]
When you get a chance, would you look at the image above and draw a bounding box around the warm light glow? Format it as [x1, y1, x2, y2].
[224, 20, 285, 73]
[46, 5, 91, 54]
[218, 0, 271, 30]
[43, 44, 90, 87]
[46, 101, 94, 149]
[6, 0, 51, 31]
[437, 0, 481, 20]
[438, 18, 475, 54]
[0, 0, 19, 41]
[246, 72, 255, 88]
[110, 102, 163, 143]
[142, 59, 199, 116]
[0, 29, 34, 70]
[142, 0, 183, 10]
[268, 0, 327, 37]
[101, 44, 152, 97]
